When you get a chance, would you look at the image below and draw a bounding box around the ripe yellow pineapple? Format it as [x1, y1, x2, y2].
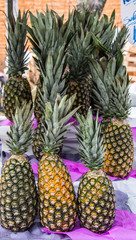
[75, 110, 115, 233]
[0, 101, 37, 231]
[3, 10, 32, 121]
[38, 94, 79, 232]
[39, 154, 77, 231]
[89, 54, 134, 177]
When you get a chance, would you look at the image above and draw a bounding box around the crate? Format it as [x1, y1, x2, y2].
[123, 44, 136, 84]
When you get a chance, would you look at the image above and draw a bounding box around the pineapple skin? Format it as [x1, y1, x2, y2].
[3, 76, 32, 121]
[0, 155, 37, 231]
[66, 79, 91, 117]
[38, 154, 77, 232]
[34, 82, 43, 122]
[32, 121, 45, 161]
[103, 119, 134, 177]
[77, 170, 115, 233]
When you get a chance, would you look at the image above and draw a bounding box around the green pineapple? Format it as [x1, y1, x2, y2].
[89, 54, 134, 177]
[66, 8, 127, 117]
[3, 10, 32, 121]
[38, 94, 79, 231]
[66, 26, 92, 117]
[76, 109, 115, 233]
[0, 101, 37, 231]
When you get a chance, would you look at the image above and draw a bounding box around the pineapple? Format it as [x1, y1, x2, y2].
[0, 101, 37, 231]
[75, 109, 115, 233]
[89, 55, 134, 177]
[38, 94, 79, 231]
[27, 7, 73, 122]
[3, 10, 32, 121]
[66, 8, 127, 117]
[66, 26, 92, 117]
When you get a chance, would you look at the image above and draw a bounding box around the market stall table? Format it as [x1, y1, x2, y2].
[0, 115, 136, 240]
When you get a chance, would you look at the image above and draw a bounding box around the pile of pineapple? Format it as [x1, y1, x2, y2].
[0, 4, 134, 235]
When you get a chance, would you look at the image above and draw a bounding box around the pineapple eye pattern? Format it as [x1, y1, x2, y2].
[38, 155, 77, 232]
[77, 172, 115, 233]
[103, 122, 134, 177]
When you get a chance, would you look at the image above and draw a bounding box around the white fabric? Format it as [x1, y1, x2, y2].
[113, 177, 136, 213]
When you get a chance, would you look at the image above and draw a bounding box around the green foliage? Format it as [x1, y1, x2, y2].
[41, 94, 80, 154]
[6, 100, 33, 155]
[89, 53, 131, 120]
[75, 109, 105, 170]
[27, 6, 73, 74]
[6, 10, 29, 76]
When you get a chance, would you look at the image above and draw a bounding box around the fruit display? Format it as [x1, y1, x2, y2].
[0, 101, 37, 231]
[38, 94, 79, 231]
[3, 10, 32, 121]
[75, 109, 116, 233]
[1, 4, 134, 236]
[89, 54, 134, 177]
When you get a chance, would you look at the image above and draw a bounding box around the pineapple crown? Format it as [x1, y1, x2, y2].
[38, 42, 67, 82]
[67, 26, 93, 78]
[73, 6, 101, 32]
[6, 100, 33, 155]
[72, 8, 128, 60]
[110, 25, 128, 58]
[75, 109, 105, 171]
[110, 74, 131, 120]
[73, 5, 114, 35]
[67, 9, 127, 80]
[89, 51, 131, 120]
[27, 6, 73, 73]
[97, 11, 128, 58]
[66, 28, 109, 81]
[6, 10, 29, 76]
[40, 94, 80, 154]
[36, 46, 67, 116]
